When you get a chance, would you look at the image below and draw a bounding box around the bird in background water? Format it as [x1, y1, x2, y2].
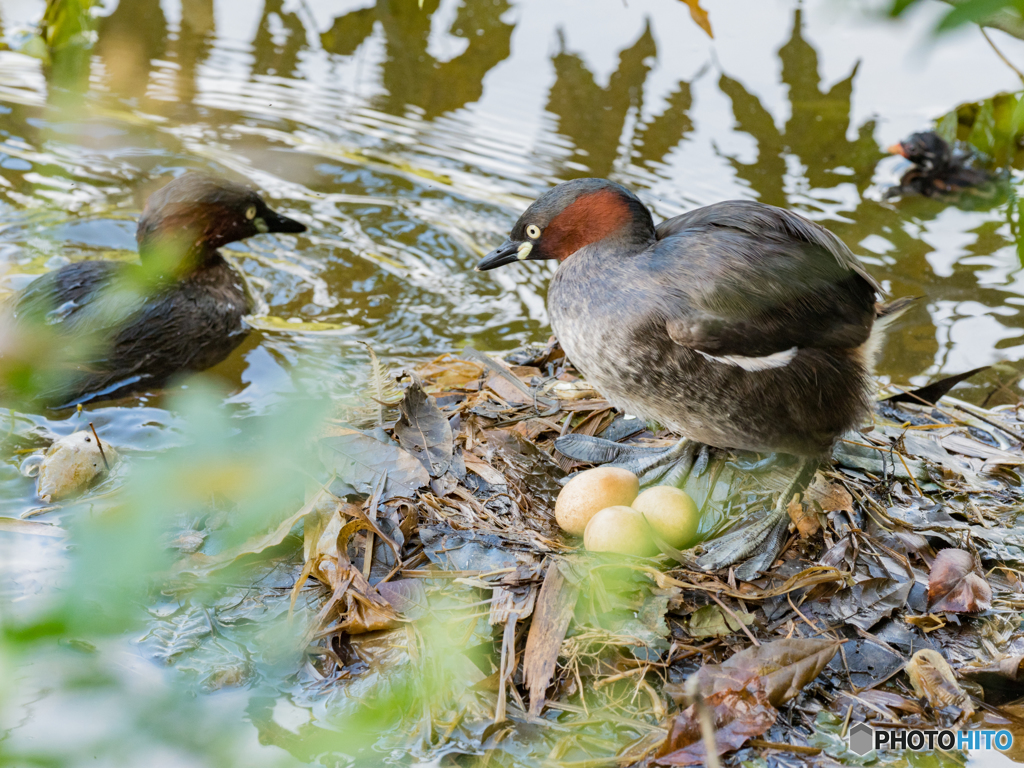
[1, 172, 306, 408]
[888, 131, 993, 198]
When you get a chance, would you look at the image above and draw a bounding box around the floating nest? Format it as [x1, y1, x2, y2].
[174, 341, 1024, 766]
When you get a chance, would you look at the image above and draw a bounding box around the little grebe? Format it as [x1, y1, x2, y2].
[888, 131, 991, 197]
[3, 172, 305, 407]
[477, 178, 909, 576]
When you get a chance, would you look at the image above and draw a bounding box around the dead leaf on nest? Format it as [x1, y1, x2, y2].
[688, 604, 755, 639]
[377, 579, 428, 619]
[905, 613, 947, 632]
[338, 586, 401, 634]
[961, 654, 1024, 697]
[656, 682, 774, 765]
[486, 372, 532, 406]
[669, 637, 844, 708]
[414, 353, 484, 391]
[304, 517, 402, 636]
[831, 578, 912, 631]
[462, 451, 507, 486]
[523, 561, 580, 716]
[394, 377, 453, 477]
[319, 426, 429, 500]
[807, 476, 854, 514]
[787, 497, 820, 538]
[928, 548, 992, 613]
[905, 649, 974, 717]
[543, 380, 601, 400]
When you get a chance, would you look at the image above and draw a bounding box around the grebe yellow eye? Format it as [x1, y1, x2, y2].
[245, 206, 257, 220]
[526, 224, 541, 239]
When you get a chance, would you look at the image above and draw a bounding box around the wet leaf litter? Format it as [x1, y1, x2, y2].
[43, 341, 1024, 765]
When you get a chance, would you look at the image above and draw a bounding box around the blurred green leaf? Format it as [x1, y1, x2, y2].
[968, 98, 999, 155]
[41, 0, 97, 51]
[887, 0, 1024, 35]
[936, 110, 959, 145]
[934, 89, 1024, 166]
[937, 0, 1024, 30]
[888, 0, 918, 16]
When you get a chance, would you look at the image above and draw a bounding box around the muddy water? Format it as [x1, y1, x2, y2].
[1, 0, 1024, 764]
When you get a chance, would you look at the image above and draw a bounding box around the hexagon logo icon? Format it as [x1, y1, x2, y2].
[848, 722, 874, 756]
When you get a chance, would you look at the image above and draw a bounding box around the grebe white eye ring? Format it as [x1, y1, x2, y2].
[526, 224, 541, 239]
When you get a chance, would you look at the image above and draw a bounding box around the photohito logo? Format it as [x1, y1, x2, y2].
[847, 723, 1014, 755]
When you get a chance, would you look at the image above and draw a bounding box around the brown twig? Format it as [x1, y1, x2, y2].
[593, 665, 647, 689]
[749, 740, 822, 756]
[686, 676, 721, 768]
[89, 422, 109, 471]
[707, 592, 759, 646]
[362, 470, 386, 582]
[981, 27, 1024, 84]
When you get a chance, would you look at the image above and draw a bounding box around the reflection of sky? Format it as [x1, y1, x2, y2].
[171, 0, 1024, 234]
[139, 0, 1024, 207]
[0, 529, 66, 612]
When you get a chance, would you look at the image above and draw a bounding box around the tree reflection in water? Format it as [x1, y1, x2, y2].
[321, 0, 514, 121]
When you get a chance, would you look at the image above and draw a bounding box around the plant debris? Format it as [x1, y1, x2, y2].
[153, 342, 1024, 766]
[33, 428, 119, 502]
[927, 548, 993, 613]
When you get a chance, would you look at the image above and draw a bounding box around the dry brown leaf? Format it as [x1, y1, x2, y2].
[655, 682, 774, 765]
[928, 548, 991, 613]
[807, 476, 854, 513]
[787, 497, 820, 538]
[489, 584, 538, 625]
[674, 638, 843, 708]
[319, 427, 430, 500]
[360, 341, 404, 426]
[414, 353, 484, 391]
[377, 579, 428, 618]
[338, 586, 401, 634]
[315, 519, 400, 635]
[961, 654, 1024, 693]
[522, 561, 580, 716]
[830, 577, 912, 631]
[905, 649, 974, 716]
[905, 613, 947, 632]
[394, 377, 453, 477]
[463, 451, 506, 485]
[486, 372, 532, 406]
[687, 604, 755, 639]
[508, 365, 541, 380]
[858, 689, 925, 716]
[544, 380, 601, 400]
[511, 419, 554, 442]
[679, 0, 712, 38]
